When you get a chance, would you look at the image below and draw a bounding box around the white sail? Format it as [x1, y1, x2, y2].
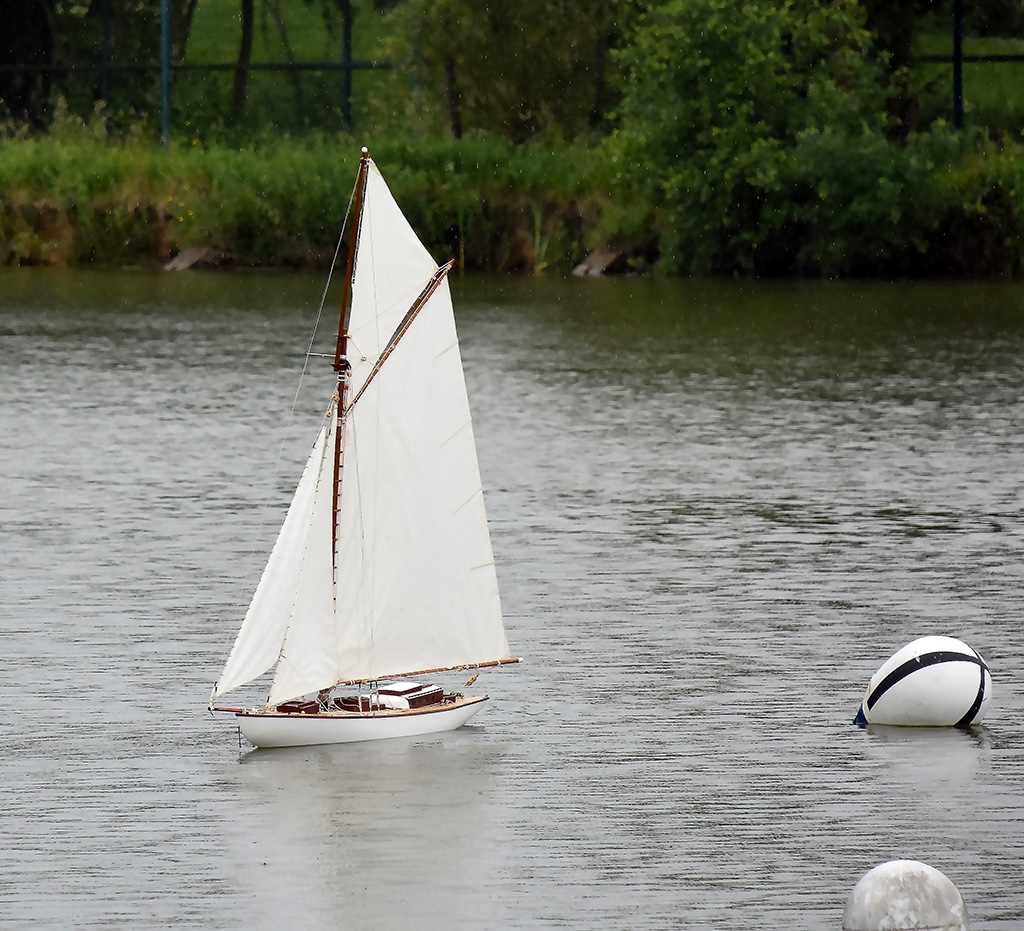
[265, 403, 342, 705]
[334, 273, 508, 682]
[346, 162, 440, 399]
[213, 416, 337, 699]
[214, 155, 511, 706]
[334, 159, 508, 682]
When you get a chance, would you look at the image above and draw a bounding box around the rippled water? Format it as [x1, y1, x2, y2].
[1, 270, 1022, 929]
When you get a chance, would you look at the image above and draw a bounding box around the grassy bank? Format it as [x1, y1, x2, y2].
[0, 123, 612, 273]
[4, 115, 1024, 277]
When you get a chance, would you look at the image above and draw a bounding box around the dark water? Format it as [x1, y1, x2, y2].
[1, 270, 1022, 929]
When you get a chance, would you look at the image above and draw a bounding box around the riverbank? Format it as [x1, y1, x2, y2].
[2, 125, 1023, 277]
[0, 130, 618, 274]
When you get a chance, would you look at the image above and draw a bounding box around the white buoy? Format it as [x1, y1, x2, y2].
[843, 860, 968, 930]
[853, 636, 990, 727]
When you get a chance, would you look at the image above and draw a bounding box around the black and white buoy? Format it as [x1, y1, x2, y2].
[853, 636, 991, 727]
[843, 860, 968, 930]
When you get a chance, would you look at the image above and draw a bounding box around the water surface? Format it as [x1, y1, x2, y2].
[1, 270, 1022, 929]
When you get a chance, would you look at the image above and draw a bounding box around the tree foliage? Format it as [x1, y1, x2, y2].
[0, 0, 53, 126]
[609, 0, 968, 275]
[389, 0, 635, 142]
[0, 0, 199, 126]
[3, 0, 1024, 276]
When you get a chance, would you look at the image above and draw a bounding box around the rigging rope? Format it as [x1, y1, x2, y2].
[295, 179, 359, 411]
[233, 171, 361, 622]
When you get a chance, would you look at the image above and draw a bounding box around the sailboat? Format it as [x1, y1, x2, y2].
[209, 148, 519, 749]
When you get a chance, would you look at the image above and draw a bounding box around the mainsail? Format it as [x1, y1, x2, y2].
[213, 156, 510, 707]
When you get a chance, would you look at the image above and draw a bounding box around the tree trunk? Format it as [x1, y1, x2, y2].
[231, 0, 254, 121]
[174, 0, 200, 61]
[268, 0, 306, 113]
[444, 57, 462, 139]
[340, 0, 352, 131]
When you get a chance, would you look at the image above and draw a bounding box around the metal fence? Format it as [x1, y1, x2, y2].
[0, 0, 390, 139]
[2, 0, 1022, 138]
[0, 59, 390, 137]
[918, 0, 1024, 129]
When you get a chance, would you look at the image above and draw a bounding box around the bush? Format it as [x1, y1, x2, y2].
[606, 0, 961, 276]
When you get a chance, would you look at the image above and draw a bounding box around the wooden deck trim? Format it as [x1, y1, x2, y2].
[217, 694, 489, 720]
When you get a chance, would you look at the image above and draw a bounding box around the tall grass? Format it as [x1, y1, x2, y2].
[5, 97, 1024, 277]
[0, 113, 610, 271]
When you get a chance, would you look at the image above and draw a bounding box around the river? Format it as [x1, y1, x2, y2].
[1, 269, 1022, 929]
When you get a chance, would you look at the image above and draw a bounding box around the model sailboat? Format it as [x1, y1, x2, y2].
[210, 148, 518, 748]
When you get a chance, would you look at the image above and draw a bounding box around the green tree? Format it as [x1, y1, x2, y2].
[390, 0, 634, 142]
[861, 0, 940, 71]
[610, 0, 957, 275]
[0, 0, 199, 128]
[0, 0, 52, 125]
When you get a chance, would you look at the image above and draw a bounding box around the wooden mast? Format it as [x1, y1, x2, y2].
[331, 147, 370, 572]
[334, 147, 370, 375]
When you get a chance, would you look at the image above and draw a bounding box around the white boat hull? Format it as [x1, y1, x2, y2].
[229, 695, 489, 749]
